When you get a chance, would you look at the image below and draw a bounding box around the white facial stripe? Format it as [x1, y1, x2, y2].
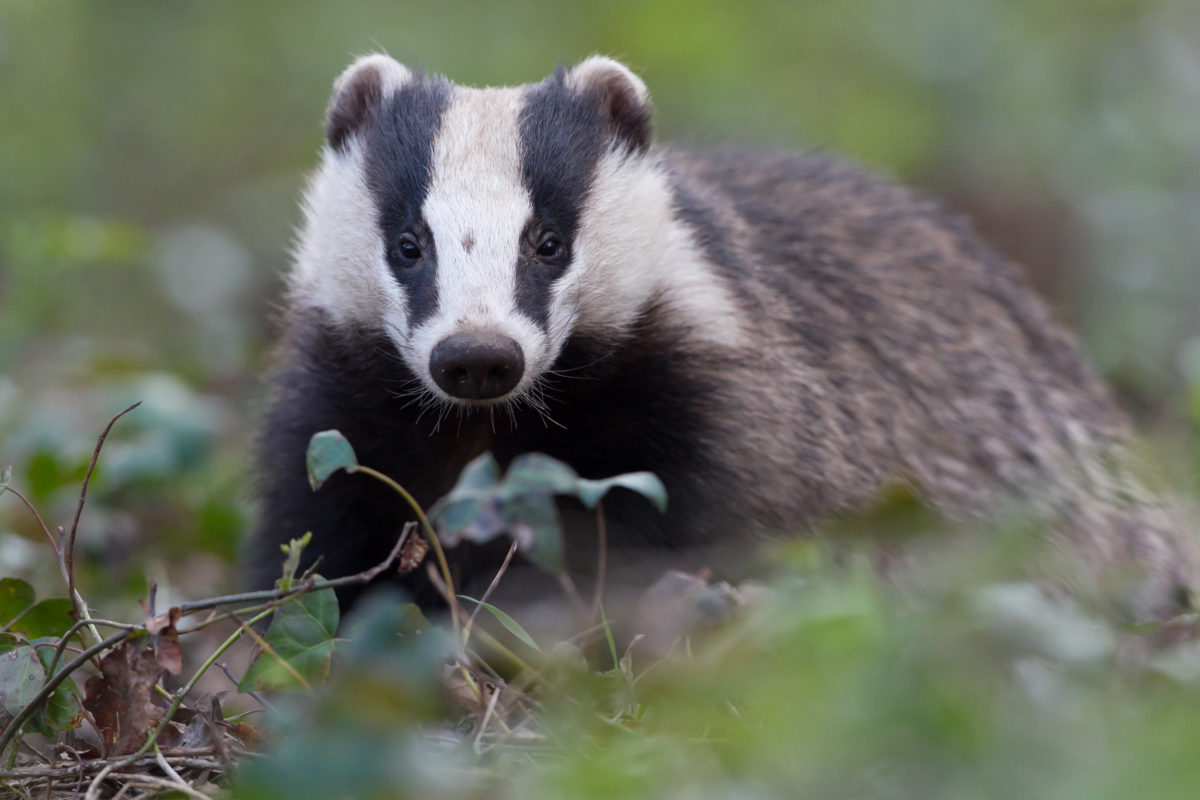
[289, 141, 403, 326]
[571, 151, 748, 347]
[403, 87, 549, 401]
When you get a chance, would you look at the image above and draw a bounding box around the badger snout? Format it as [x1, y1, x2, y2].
[430, 332, 525, 400]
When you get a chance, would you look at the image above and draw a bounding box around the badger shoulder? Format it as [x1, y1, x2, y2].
[651, 146, 1116, 484]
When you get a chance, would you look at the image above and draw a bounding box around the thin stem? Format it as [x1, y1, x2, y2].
[42, 618, 139, 677]
[354, 465, 461, 640]
[591, 499, 607, 620]
[0, 486, 58, 554]
[463, 540, 518, 647]
[64, 401, 141, 651]
[173, 525, 412, 618]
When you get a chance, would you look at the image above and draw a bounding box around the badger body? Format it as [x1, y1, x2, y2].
[249, 55, 1195, 616]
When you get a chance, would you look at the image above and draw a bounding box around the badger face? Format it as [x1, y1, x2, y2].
[289, 55, 657, 409]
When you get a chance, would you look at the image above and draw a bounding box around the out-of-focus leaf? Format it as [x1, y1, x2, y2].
[0, 578, 36, 627]
[240, 578, 338, 693]
[431, 452, 663, 575]
[507, 494, 563, 573]
[454, 452, 503, 492]
[460, 595, 542, 652]
[576, 472, 668, 512]
[10, 598, 74, 639]
[502, 453, 579, 497]
[29, 636, 83, 734]
[306, 430, 358, 491]
[0, 644, 44, 716]
[0, 464, 11, 494]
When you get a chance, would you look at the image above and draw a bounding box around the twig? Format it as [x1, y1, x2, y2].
[64, 402, 141, 646]
[154, 744, 207, 800]
[0, 486, 58, 554]
[87, 770, 211, 800]
[215, 662, 273, 712]
[1, 753, 223, 779]
[42, 618, 140, 678]
[463, 540, 519, 644]
[66, 402, 141, 586]
[174, 525, 412, 617]
[473, 681, 504, 755]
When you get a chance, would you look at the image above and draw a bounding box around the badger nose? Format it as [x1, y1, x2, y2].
[430, 332, 525, 400]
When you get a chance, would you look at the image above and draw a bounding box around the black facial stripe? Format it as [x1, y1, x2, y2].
[516, 70, 608, 328]
[363, 75, 452, 328]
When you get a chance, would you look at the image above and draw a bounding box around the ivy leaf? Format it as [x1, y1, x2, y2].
[239, 578, 339, 693]
[505, 494, 564, 573]
[454, 452, 503, 492]
[0, 578, 36, 628]
[430, 452, 666, 575]
[459, 596, 541, 652]
[575, 472, 668, 512]
[429, 453, 502, 538]
[29, 637, 84, 734]
[306, 430, 358, 491]
[501, 453, 579, 498]
[10, 598, 74, 639]
[0, 644, 44, 717]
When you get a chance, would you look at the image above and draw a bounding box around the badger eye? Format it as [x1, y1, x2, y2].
[536, 235, 564, 260]
[393, 233, 422, 265]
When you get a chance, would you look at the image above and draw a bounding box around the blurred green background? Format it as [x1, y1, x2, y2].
[1, 0, 1199, 605]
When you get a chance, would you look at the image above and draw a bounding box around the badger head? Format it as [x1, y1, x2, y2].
[289, 55, 677, 411]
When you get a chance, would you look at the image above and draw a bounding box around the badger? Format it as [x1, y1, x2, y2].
[248, 54, 1195, 619]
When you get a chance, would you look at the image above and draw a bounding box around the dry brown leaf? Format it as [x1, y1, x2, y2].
[144, 606, 181, 635]
[155, 626, 183, 676]
[398, 534, 430, 574]
[82, 641, 165, 755]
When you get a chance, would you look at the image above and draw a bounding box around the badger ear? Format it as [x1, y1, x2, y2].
[325, 54, 412, 152]
[567, 56, 653, 153]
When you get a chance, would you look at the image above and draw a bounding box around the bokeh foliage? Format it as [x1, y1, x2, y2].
[1, 2, 1200, 794]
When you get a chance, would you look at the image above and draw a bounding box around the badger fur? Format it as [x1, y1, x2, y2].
[249, 55, 1196, 618]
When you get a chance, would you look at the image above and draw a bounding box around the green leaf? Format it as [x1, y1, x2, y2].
[459, 596, 542, 652]
[575, 472, 668, 512]
[0, 465, 11, 495]
[29, 637, 83, 734]
[428, 453, 502, 534]
[0, 645, 44, 716]
[0, 578, 36, 628]
[506, 494, 564, 573]
[306, 430, 358, 491]
[454, 452, 503, 492]
[501, 453, 579, 497]
[240, 578, 339, 693]
[10, 598, 74, 639]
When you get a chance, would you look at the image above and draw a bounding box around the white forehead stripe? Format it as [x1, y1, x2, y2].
[420, 87, 531, 327]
